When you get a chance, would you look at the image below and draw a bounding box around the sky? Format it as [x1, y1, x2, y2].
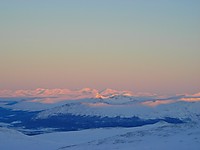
[0, 0, 200, 95]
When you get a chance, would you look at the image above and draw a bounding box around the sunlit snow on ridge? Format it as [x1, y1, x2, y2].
[0, 88, 200, 105]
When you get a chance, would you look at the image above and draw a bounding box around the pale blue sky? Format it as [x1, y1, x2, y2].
[0, 0, 200, 94]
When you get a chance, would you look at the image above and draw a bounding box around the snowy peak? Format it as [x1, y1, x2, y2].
[99, 88, 133, 98]
[0, 88, 132, 99]
[1, 88, 200, 104]
[0, 88, 97, 98]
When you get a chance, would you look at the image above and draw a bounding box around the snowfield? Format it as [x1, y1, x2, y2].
[0, 122, 200, 150]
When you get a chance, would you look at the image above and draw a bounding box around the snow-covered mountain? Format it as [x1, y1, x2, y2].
[0, 88, 156, 103]
[1, 89, 200, 121]
[35, 95, 200, 122]
[0, 89, 200, 149]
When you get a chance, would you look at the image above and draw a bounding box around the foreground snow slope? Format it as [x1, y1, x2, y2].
[0, 122, 200, 150]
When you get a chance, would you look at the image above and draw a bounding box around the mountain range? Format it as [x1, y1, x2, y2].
[0, 88, 200, 150]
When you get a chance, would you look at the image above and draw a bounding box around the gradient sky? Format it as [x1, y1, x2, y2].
[0, 0, 200, 94]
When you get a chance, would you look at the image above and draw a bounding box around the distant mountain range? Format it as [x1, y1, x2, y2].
[0, 88, 136, 99]
[0, 88, 199, 102]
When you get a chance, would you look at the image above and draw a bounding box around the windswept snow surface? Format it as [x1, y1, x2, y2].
[0, 122, 200, 150]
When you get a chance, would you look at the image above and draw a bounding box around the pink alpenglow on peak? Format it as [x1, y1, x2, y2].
[0, 88, 100, 103]
[1, 88, 200, 104]
[192, 92, 200, 97]
[0, 88, 70, 97]
[0, 90, 13, 97]
[0, 88, 133, 102]
[181, 97, 200, 102]
[99, 88, 133, 98]
[180, 92, 200, 102]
